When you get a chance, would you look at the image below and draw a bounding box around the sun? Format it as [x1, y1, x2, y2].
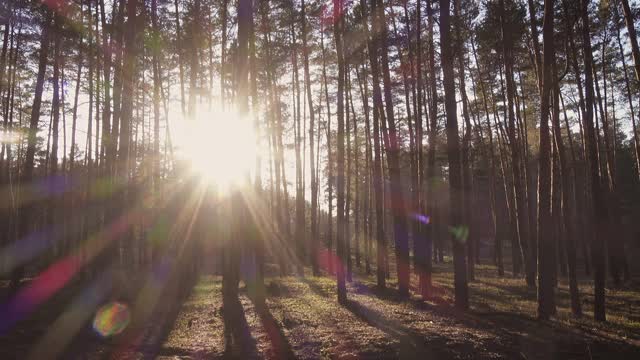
[173, 106, 257, 191]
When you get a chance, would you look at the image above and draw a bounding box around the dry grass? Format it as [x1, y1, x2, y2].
[154, 261, 640, 359]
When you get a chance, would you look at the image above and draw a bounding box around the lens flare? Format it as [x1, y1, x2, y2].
[92, 301, 131, 337]
[449, 225, 469, 243]
[412, 213, 431, 224]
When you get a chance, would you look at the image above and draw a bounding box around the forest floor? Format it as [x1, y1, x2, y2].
[2, 260, 640, 359]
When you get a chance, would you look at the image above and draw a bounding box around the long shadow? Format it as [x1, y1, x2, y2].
[343, 298, 456, 359]
[138, 273, 200, 359]
[252, 300, 296, 359]
[300, 277, 331, 298]
[310, 275, 640, 359]
[91, 270, 200, 360]
[221, 294, 260, 359]
[0, 277, 91, 359]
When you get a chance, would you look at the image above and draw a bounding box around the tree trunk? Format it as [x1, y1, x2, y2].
[440, 0, 468, 310]
[291, 20, 305, 276]
[174, 0, 186, 114]
[375, 0, 410, 297]
[620, 0, 640, 84]
[500, 0, 534, 287]
[356, 61, 374, 276]
[10, 11, 52, 292]
[614, 3, 640, 181]
[471, 36, 501, 276]
[320, 21, 334, 274]
[424, 0, 438, 296]
[553, 54, 582, 319]
[580, 0, 607, 322]
[454, 0, 475, 282]
[362, 0, 386, 290]
[527, 0, 543, 89]
[414, 0, 426, 297]
[537, 0, 555, 320]
[333, 0, 347, 304]
[301, 0, 319, 276]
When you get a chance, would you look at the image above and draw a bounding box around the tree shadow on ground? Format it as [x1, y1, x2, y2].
[252, 300, 296, 359]
[342, 298, 460, 359]
[89, 271, 201, 359]
[300, 277, 331, 298]
[344, 278, 640, 359]
[221, 295, 259, 359]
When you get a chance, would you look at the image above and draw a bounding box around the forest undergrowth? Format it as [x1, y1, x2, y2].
[3, 260, 638, 359]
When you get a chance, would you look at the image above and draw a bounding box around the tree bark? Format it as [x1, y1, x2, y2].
[537, 0, 555, 320]
[301, 0, 319, 276]
[362, 0, 386, 290]
[614, 3, 640, 181]
[620, 0, 640, 84]
[580, 0, 607, 322]
[552, 51, 582, 319]
[500, 0, 535, 287]
[424, 0, 439, 296]
[440, 0, 468, 310]
[375, 0, 410, 297]
[333, 0, 347, 304]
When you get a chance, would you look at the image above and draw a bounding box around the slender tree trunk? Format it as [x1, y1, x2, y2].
[440, 0, 468, 310]
[620, 0, 640, 84]
[117, 0, 138, 269]
[454, 0, 475, 281]
[222, 0, 230, 107]
[356, 61, 374, 276]
[99, 0, 112, 167]
[580, 0, 607, 322]
[423, 0, 439, 296]
[537, 0, 555, 320]
[351, 75, 361, 270]
[291, 20, 306, 275]
[614, 5, 640, 181]
[390, 8, 418, 288]
[174, 0, 186, 114]
[553, 60, 582, 319]
[301, 0, 318, 276]
[333, 0, 347, 304]
[413, 0, 426, 296]
[50, 15, 61, 175]
[345, 65, 352, 282]
[10, 11, 52, 292]
[0, 9, 10, 106]
[375, 0, 410, 297]
[362, 0, 386, 290]
[501, 0, 534, 287]
[471, 37, 501, 276]
[320, 22, 334, 274]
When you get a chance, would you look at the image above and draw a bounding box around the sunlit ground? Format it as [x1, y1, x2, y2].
[97, 263, 640, 358]
[2, 246, 640, 359]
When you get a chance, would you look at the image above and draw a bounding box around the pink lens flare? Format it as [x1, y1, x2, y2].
[0, 256, 77, 334]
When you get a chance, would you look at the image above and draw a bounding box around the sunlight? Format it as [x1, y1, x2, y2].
[174, 106, 257, 192]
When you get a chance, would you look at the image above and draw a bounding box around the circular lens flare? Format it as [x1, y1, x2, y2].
[92, 301, 131, 337]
